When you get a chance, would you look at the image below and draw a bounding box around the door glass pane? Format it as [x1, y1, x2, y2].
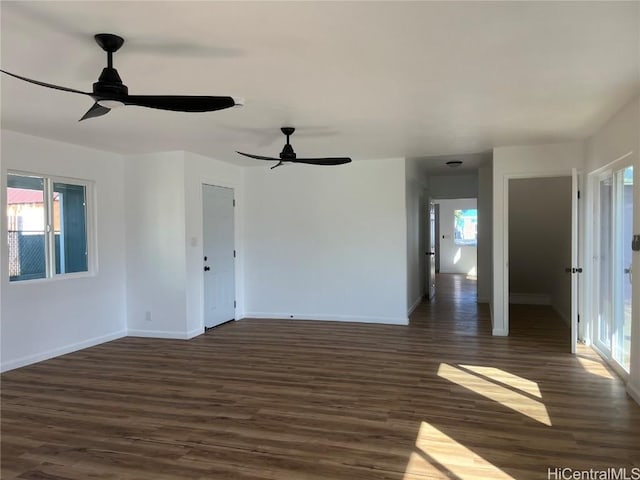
[53, 182, 88, 274]
[597, 175, 613, 350]
[7, 174, 47, 281]
[613, 166, 633, 371]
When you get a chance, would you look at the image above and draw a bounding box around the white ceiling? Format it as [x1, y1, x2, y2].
[1, 1, 638, 170]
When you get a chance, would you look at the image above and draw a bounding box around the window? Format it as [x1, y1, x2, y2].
[454, 209, 478, 246]
[7, 172, 92, 282]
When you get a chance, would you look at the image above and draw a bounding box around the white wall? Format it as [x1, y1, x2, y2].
[2, 140, 410, 369]
[0, 131, 127, 371]
[436, 198, 477, 275]
[428, 174, 478, 199]
[124, 152, 188, 338]
[586, 97, 640, 174]
[183, 151, 245, 336]
[585, 96, 640, 405]
[243, 158, 408, 324]
[406, 159, 427, 314]
[509, 177, 572, 324]
[125, 150, 245, 339]
[492, 142, 584, 335]
[477, 165, 493, 303]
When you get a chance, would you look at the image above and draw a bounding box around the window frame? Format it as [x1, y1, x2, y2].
[6, 170, 96, 283]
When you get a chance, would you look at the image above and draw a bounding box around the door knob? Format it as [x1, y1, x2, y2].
[204, 266, 211, 272]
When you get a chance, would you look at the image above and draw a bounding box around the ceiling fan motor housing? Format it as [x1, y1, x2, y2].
[280, 143, 297, 160]
[279, 127, 297, 159]
[93, 68, 128, 96]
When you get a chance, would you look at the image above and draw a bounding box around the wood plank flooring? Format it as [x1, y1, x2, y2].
[2, 274, 639, 479]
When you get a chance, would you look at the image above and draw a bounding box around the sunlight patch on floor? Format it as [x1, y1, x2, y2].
[437, 363, 552, 426]
[576, 355, 614, 379]
[403, 421, 516, 480]
[466, 266, 477, 279]
[459, 364, 542, 398]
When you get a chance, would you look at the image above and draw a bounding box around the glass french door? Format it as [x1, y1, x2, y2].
[593, 163, 633, 372]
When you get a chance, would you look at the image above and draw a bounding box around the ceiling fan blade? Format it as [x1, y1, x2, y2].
[236, 151, 280, 161]
[0, 69, 90, 95]
[79, 102, 111, 121]
[270, 161, 285, 170]
[292, 158, 352, 166]
[122, 95, 237, 112]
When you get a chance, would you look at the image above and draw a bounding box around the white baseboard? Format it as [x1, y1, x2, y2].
[127, 329, 198, 340]
[408, 297, 422, 316]
[492, 328, 508, 336]
[1, 330, 127, 373]
[186, 327, 204, 339]
[627, 381, 640, 406]
[242, 312, 409, 326]
[509, 293, 551, 305]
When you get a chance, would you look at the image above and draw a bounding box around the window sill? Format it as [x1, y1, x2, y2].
[8, 271, 96, 285]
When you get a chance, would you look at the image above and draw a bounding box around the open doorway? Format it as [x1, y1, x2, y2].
[426, 198, 478, 303]
[507, 176, 573, 350]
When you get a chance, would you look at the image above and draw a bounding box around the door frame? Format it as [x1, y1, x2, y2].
[501, 172, 581, 353]
[196, 178, 243, 333]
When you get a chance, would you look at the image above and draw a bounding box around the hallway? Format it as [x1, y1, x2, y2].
[412, 273, 489, 337]
[414, 273, 572, 353]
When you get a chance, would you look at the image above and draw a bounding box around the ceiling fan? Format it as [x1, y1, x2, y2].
[0, 33, 243, 121]
[237, 127, 352, 169]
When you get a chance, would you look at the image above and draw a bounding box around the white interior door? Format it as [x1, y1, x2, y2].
[203, 184, 235, 329]
[434, 203, 440, 274]
[570, 168, 579, 354]
[426, 202, 436, 301]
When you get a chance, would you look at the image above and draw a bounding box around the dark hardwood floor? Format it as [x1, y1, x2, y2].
[2, 274, 639, 479]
